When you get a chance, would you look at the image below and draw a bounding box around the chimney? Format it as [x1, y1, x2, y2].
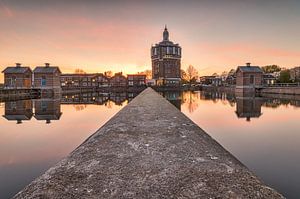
[45, 63, 50, 68]
[246, 63, 251, 67]
[16, 63, 21, 68]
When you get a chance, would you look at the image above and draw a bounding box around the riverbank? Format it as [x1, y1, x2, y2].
[13, 88, 283, 198]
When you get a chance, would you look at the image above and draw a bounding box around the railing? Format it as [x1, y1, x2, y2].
[264, 83, 300, 87]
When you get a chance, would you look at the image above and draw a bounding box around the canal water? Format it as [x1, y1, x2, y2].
[0, 91, 299, 198]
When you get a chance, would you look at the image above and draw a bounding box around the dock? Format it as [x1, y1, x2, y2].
[13, 88, 284, 198]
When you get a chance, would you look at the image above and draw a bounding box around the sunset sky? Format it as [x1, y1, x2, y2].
[1, 0, 300, 81]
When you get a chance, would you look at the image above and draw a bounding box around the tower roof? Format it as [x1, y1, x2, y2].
[163, 25, 169, 41]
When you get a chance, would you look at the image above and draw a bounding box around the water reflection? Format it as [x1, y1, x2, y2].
[1, 90, 300, 198]
[34, 99, 62, 124]
[161, 91, 181, 110]
[2, 100, 33, 124]
[235, 96, 263, 121]
[2, 92, 142, 124]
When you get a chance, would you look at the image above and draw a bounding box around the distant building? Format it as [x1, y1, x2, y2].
[236, 63, 263, 93]
[60, 73, 109, 88]
[2, 63, 32, 89]
[290, 66, 300, 82]
[33, 63, 61, 94]
[146, 79, 156, 86]
[61, 73, 94, 88]
[151, 26, 181, 86]
[96, 73, 110, 87]
[110, 73, 127, 87]
[225, 69, 236, 85]
[200, 76, 217, 85]
[127, 74, 146, 87]
[263, 73, 276, 85]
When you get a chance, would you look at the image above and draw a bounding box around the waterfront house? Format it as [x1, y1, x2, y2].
[2, 63, 32, 89]
[236, 63, 263, 88]
[33, 63, 61, 94]
[127, 74, 146, 87]
[110, 72, 127, 87]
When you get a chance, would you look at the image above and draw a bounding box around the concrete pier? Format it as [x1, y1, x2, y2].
[14, 88, 284, 198]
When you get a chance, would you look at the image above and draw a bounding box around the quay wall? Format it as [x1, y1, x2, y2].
[0, 88, 40, 102]
[260, 87, 300, 95]
[13, 88, 284, 199]
[201, 85, 235, 93]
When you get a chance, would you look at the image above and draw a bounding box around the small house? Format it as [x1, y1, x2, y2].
[33, 63, 61, 94]
[2, 63, 32, 89]
[236, 63, 263, 88]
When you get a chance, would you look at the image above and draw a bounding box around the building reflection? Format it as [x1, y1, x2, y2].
[235, 96, 263, 122]
[161, 91, 181, 110]
[2, 100, 33, 124]
[34, 99, 62, 124]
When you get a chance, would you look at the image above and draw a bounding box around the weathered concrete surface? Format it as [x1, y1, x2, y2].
[14, 88, 284, 199]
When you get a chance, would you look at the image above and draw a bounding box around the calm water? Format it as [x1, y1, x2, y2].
[1, 91, 300, 198]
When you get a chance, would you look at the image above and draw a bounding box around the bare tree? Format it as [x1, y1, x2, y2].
[74, 68, 86, 74]
[186, 65, 198, 85]
[138, 70, 152, 79]
[104, 71, 113, 77]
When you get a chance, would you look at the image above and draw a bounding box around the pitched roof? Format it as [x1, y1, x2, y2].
[2, 67, 32, 74]
[237, 66, 263, 73]
[33, 66, 61, 74]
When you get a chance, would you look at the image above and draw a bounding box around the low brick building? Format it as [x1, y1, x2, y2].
[236, 63, 263, 93]
[127, 74, 146, 87]
[2, 63, 32, 89]
[33, 63, 61, 94]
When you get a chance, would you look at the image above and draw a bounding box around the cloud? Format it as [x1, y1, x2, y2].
[0, 2, 14, 18]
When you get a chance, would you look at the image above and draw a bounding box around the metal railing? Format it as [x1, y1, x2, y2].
[264, 83, 300, 87]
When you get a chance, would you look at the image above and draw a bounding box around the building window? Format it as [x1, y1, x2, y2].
[41, 76, 46, 86]
[250, 75, 254, 84]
